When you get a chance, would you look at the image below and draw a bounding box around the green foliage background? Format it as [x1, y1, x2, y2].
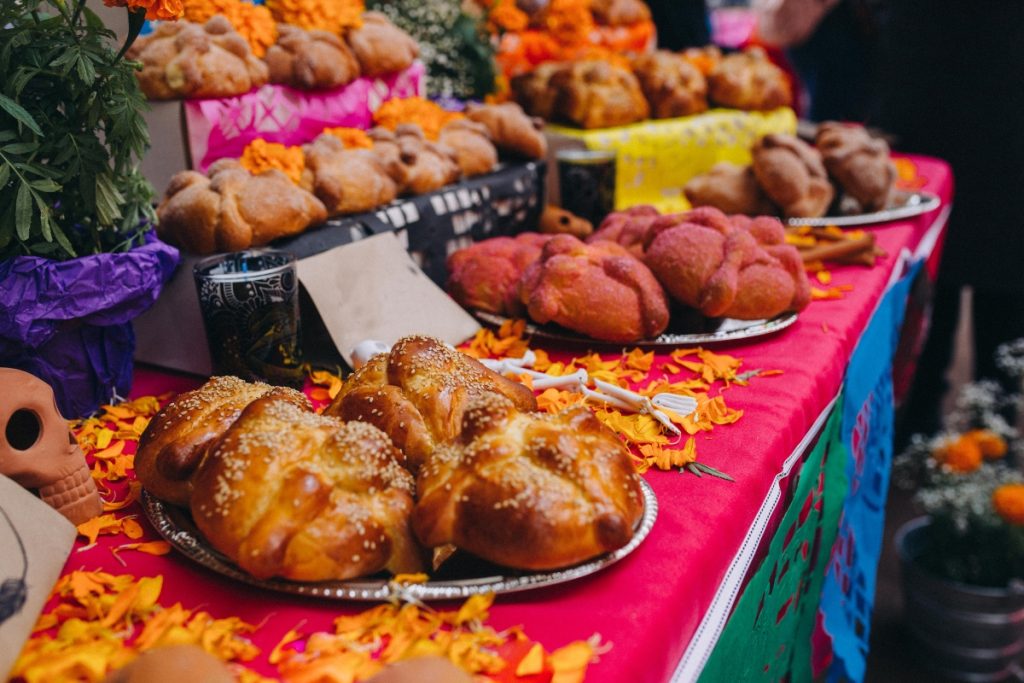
[0, 0, 154, 260]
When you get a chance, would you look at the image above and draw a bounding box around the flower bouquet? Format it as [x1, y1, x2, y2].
[0, 0, 182, 416]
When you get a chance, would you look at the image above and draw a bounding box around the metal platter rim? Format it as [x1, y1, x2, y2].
[474, 310, 798, 348]
[141, 479, 658, 601]
[785, 190, 941, 228]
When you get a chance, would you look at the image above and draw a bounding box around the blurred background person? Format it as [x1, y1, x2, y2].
[878, 0, 1024, 435]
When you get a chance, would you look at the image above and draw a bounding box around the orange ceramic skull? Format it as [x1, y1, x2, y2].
[0, 368, 102, 525]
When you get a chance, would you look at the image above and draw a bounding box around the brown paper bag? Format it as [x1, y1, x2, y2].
[0, 474, 76, 678]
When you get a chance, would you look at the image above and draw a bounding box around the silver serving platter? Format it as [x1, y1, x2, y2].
[786, 190, 941, 228]
[141, 479, 657, 601]
[475, 310, 798, 348]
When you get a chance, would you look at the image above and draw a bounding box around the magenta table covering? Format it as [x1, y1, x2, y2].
[58, 156, 952, 682]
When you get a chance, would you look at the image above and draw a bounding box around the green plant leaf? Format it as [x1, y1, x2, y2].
[14, 181, 32, 241]
[0, 93, 42, 136]
[0, 164, 10, 188]
[1, 141, 38, 155]
[0, 130, 16, 143]
[29, 178, 60, 192]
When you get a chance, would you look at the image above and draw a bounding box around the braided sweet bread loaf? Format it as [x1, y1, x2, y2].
[136, 376, 306, 507]
[191, 394, 423, 581]
[413, 395, 644, 570]
[325, 336, 537, 473]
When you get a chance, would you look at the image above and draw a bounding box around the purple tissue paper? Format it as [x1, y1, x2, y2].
[0, 235, 179, 417]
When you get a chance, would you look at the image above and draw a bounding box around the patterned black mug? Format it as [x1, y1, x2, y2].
[557, 149, 617, 226]
[193, 250, 304, 387]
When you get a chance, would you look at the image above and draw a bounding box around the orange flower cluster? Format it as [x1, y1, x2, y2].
[322, 126, 374, 149]
[932, 429, 1008, 473]
[239, 139, 306, 185]
[492, 3, 655, 78]
[182, 0, 277, 56]
[993, 484, 1024, 526]
[272, 594, 602, 682]
[372, 97, 464, 141]
[12, 571, 259, 682]
[264, 0, 363, 34]
[104, 0, 184, 21]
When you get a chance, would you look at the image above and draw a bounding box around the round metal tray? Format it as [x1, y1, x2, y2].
[475, 310, 798, 348]
[142, 479, 657, 601]
[786, 190, 941, 228]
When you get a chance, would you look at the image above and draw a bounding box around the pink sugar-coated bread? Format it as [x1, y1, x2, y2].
[520, 234, 670, 342]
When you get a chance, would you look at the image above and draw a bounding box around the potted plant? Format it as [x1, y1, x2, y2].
[894, 361, 1024, 682]
[0, 0, 183, 416]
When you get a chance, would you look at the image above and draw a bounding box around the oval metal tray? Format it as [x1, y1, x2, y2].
[142, 479, 657, 601]
[786, 190, 941, 228]
[475, 311, 798, 349]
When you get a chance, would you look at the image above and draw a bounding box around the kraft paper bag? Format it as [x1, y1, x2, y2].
[297, 232, 480, 366]
[0, 474, 76, 678]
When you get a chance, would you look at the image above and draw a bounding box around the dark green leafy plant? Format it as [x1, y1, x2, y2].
[0, 0, 154, 259]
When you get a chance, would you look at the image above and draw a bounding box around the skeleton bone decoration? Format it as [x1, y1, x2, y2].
[0, 369, 102, 525]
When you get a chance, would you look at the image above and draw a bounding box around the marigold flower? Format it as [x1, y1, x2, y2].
[106, 0, 184, 21]
[373, 97, 463, 141]
[489, 2, 529, 33]
[322, 126, 373, 149]
[239, 139, 305, 185]
[993, 484, 1024, 525]
[264, 0, 363, 33]
[183, 0, 277, 56]
[932, 434, 983, 473]
[965, 429, 1008, 460]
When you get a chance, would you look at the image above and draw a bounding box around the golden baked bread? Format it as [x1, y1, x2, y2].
[510, 62, 563, 121]
[446, 232, 552, 316]
[683, 162, 777, 216]
[191, 394, 424, 581]
[136, 377, 306, 507]
[752, 134, 834, 218]
[464, 102, 548, 159]
[413, 395, 644, 570]
[301, 134, 398, 215]
[538, 205, 593, 238]
[549, 60, 650, 129]
[520, 234, 670, 342]
[156, 160, 328, 255]
[264, 24, 360, 90]
[438, 119, 498, 178]
[325, 335, 538, 473]
[707, 47, 791, 111]
[366, 127, 416, 190]
[631, 50, 708, 119]
[393, 124, 461, 195]
[815, 122, 897, 212]
[643, 207, 810, 319]
[129, 16, 270, 100]
[346, 12, 419, 76]
[590, 0, 651, 25]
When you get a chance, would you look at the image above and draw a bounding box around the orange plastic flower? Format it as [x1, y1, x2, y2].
[106, 0, 184, 21]
[322, 126, 373, 149]
[993, 484, 1024, 526]
[933, 435, 983, 473]
[239, 139, 306, 185]
[965, 429, 1008, 460]
[183, 0, 277, 56]
[373, 97, 464, 141]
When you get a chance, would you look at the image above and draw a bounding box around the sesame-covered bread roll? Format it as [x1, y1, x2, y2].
[413, 395, 644, 570]
[190, 394, 424, 581]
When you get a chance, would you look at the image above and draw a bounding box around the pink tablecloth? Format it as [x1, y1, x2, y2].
[64, 157, 953, 683]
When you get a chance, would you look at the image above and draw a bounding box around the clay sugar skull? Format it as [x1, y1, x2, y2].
[0, 368, 102, 525]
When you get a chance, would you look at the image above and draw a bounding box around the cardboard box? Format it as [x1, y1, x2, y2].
[133, 161, 546, 375]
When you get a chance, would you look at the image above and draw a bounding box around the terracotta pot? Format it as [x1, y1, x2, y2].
[898, 517, 1024, 682]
